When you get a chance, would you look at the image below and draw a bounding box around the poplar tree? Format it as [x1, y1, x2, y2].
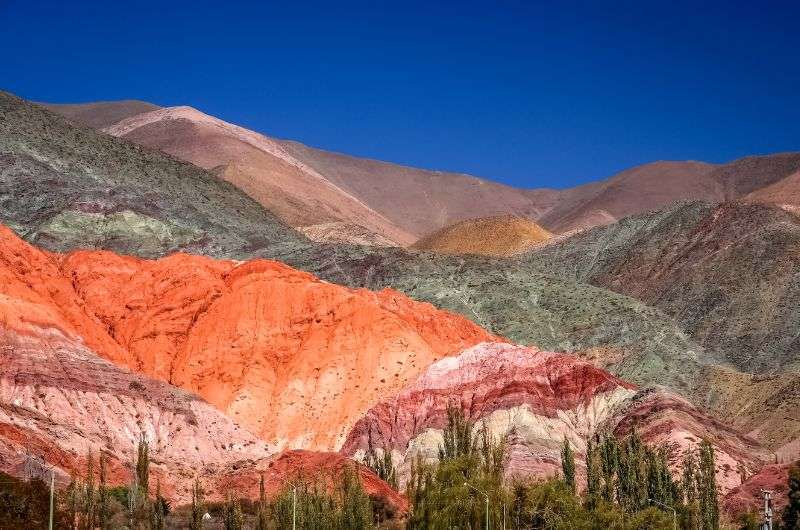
[255, 473, 268, 530]
[561, 436, 576, 494]
[585, 437, 602, 509]
[82, 450, 96, 530]
[783, 461, 800, 530]
[222, 494, 243, 530]
[698, 440, 719, 530]
[439, 403, 475, 461]
[136, 433, 150, 498]
[189, 480, 205, 530]
[98, 453, 108, 530]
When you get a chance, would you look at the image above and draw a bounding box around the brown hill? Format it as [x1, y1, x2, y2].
[412, 215, 551, 256]
[42, 100, 160, 129]
[100, 106, 415, 245]
[44, 99, 800, 239]
[537, 161, 720, 232]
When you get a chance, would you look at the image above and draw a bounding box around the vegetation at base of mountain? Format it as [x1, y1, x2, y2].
[404, 404, 727, 530]
[784, 461, 800, 530]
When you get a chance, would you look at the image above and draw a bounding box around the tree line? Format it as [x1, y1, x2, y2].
[2, 414, 800, 529]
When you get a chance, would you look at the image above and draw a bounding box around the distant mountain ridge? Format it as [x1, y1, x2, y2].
[44, 98, 800, 245]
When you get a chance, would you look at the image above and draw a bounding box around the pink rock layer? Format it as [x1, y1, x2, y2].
[342, 343, 770, 498]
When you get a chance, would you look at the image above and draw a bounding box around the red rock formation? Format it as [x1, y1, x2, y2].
[0, 225, 494, 452]
[342, 342, 770, 496]
[216, 450, 408, 515]
[723, 463, 792, 516]
[342, 342, 638, 482]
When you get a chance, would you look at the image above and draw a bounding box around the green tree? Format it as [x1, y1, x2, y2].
[255, 473, 268, 530]
[136, 433, 150, 498]
[189, 479, 205, 530]
[783, 461, 800, 530]
[585, 437, 602, 509]
[98, 452, 109, 529]
[439, 403, 476, 461]
[222, 494, 243, 530]
[363, 430, 398, 490]
[82, 450, 96, 530]
[561, 436, 576, 494]
[698, 440, 720, 530]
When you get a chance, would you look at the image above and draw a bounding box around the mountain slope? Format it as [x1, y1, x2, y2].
[537, 161, 720, 232]
[46, 98, 800, 238]
[102, 106, 415, 245]
[342, 342, 769, 496]
[278, 139, 560, 237]
[0, 225, 494, 451]
[0, 91, 305, 258]
[412, 215, 551, 256]
[523, 201, 800, 375]
[42, 100, 161, 129]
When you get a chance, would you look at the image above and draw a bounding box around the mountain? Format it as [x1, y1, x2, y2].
[46, 98, 800, 241]
[523, 201, 800, 376]
[0, 225, 493, 452]
[41, 100, 161, 129]
[342, 342, 769, 495]
[411, 215, 551, 257]
[0, 91, 305, 259]
[536, 161, 720, 232]
[102, 106, 415, 245]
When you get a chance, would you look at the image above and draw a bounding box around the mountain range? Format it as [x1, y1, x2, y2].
[1, 89, 799, 521]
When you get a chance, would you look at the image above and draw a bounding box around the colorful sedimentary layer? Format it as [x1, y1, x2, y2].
[0, 225, 494, 452]
[342, 342, 769, 495]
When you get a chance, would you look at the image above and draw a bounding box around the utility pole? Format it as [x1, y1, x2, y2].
[761, 489, 774, 530]
[465, 482, 489, 530]
[48, 470, 54, 530]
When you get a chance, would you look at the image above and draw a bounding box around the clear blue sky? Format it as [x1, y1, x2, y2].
[1, 0, 798, 189]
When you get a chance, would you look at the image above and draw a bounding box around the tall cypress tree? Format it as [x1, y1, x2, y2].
[136, 433, 150, 498]
[585, 437, 601, 509]
[255, 473, 268, 530]
[698, 440, 719, 530]
[82, 450, 95, 530]
[98, 452, 108, 530]
[783, 461, 800, 530]
[561, 436, 576, 494]
[189, 480, 205, 530]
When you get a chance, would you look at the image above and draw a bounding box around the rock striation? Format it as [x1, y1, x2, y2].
[342, 342, 769, 495]
[0, 225, 494, 452]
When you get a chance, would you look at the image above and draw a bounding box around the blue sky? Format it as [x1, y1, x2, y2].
[1, 0, 798, 189]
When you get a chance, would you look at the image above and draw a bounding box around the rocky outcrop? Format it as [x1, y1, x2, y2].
[0, 225, 494, 452]
[0, 307, 274, 504]
[216, 450, 408, 515]
[299, 222, 398, 247]
[723, 463, 792, 516]
[342, 342, 769, 495]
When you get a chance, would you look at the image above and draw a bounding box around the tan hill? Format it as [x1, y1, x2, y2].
[412, 215, 551, 256]
[45, 99, 800, 238]
[42, 100, 160, 129]
[101, 106, 415, 245]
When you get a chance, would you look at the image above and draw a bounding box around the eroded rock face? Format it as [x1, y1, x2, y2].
[0, 225, 494, 452]
[0, 313, 274, 504]
[342, 342, 769, 495]
[342, 342, 637, 483]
